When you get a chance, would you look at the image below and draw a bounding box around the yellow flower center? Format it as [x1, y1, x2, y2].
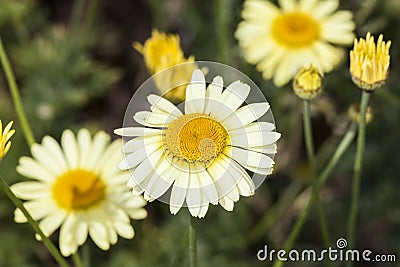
[272, 13, 320, 48]
[164, 114, 229, 163]
[52, 170, 106, 210]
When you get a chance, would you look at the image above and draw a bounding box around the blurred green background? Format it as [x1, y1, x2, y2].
[0, 0, 400, 266]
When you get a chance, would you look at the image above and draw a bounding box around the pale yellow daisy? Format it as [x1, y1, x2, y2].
[115, 69, 280, 218]
[11, 129, 147, 256]
[235, 0, 355, 87]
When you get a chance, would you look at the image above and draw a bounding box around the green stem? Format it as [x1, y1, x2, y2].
[0, 37, 36, 147]
[215, 0, 231, 64]
[271, 120, 357, 267]
[347, 91, 370, 266]
[249, 181, 303, 242]
[82, 243, 90, 267]
[0, 176, 70, 267]
[189, 215, 197, 267]
[303, 100, 331, 250]
[72, 252, 84, 267]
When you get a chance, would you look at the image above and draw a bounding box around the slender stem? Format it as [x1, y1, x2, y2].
[72, 252, 84, 267]
[0, 176, 70, 267]
[215, 0, 231, 64]
[271, 120, 357, 267]
[82, 243, 90, 267]
[249, 181, 303, 242]
[318, 122, 358, 186]
[347, 91, 370, 265]
[189, 215, 197, 267]
[0, 37, 36, 147]
[303, 100, 331, 250]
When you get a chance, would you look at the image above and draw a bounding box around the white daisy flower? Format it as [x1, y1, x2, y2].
[115, 69, 281, 218]
[235, 0, 355, 87]
[11, 129, 147, 256]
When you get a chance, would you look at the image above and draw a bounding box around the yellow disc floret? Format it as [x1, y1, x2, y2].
[272, 13, 320, 48]
[52, 170, 106, 210]
[164, 114, 228, 163]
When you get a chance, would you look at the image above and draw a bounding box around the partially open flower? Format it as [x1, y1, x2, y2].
[133, 29, 198, 103]
[350, 32, 391, 91]
[348, 104, 373, 124]
[293, 65, 323, 100]
[0, 120, 15, 159]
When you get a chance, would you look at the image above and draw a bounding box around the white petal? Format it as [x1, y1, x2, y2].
[216, 80, 250, 118]
[122, 135, 161, 154]
[118, 143, 161, 170]
[230, 131, 281, 148]
[185, 69, 206, 114]
[41, 136, 68, 173]
[114, 127, 163, 137]
[134, 111, 176, 127]
[226, 146, 274, 169]
[170, 162, 190, 215]
[219, 196, 234, 211]
[147, 94, 183, 117]
[223, 102, 270, 130]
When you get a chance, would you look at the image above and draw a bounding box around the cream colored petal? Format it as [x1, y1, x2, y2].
[299, 0, 318, 12]
[59, 214, 78, 256]
[11, 181, 51, 200]
[313, 0, 339, 20]
[89, 221, 110, 250]
[14, 199, 57, 222]
[61, 130, 79, 169]
[77, 129, 92, 169]
[16, 157, 55, 182]
[38, 210, 67, 237]
[126, 209, 148, 220]
[31, 141, 66, 177]
[218, 195, 234, 211]
[85, 131, 110, 171]
[114, 221, 134, 239]
[279, 0, 297, 12]
[216, 80, 251, 119]
[243, 0, 281, 19]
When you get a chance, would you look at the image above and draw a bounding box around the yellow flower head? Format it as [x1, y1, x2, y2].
[134, 29, 198, 103]
[350, 32, 391, 91]
[293, 65, 323, 100]
[133, 29, 184, 74]
[0, 120, 15, 159]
